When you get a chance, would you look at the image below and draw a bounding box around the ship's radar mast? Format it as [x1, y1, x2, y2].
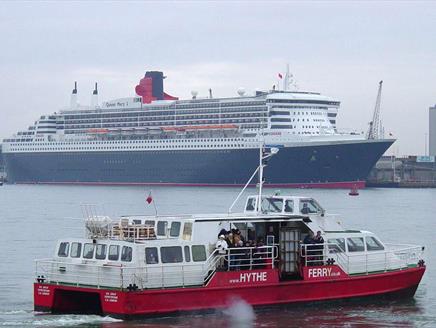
[228, 144, 279, 213]
[283, 64, 298, 91]
[367, 80, 383, 139]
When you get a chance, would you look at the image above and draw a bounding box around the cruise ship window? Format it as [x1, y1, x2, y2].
[121, 246, 132, 262]
[145, 247, 159, 264]
[83, 243, 95, 259]
[108, 245, 119, 261]
[161, 246, 183, 263]
[96, 244, 107, 260]
[70, 242, 81, 258]
[58, 242, 69, 257]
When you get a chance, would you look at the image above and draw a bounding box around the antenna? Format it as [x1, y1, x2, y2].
[228, 143, 279, 213]
[283, 64, 290, 91]
[283, 64, 298, 91]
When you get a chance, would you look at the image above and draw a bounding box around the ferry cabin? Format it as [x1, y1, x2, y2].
[38, 195, 424, 293]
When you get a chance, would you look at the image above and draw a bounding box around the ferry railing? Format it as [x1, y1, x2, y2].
[35, 259, 211, 290]
[300, 243, 424, 275]
[35, 245, 279, 290]
[225, 245, 278, 271]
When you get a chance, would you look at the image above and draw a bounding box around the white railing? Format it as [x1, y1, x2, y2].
[36, 259, 209, 290]
[34, 246, 278, 290]
[300, 243, 424, 275]
[225, 245, 278, 271]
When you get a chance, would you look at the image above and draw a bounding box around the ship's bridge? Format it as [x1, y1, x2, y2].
[244, 195, 325, 216]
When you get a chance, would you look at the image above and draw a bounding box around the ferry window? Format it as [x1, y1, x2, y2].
[246, 197, 256, 211]
[170, 221, 181, 237]
[184, 246, 191, 262]
[58, 242, 69, 257]
[261, 197, 283, 213]
[192, 245, 207, 262]
[284, 200, 294, 213]
[299, 200, 319, 214]
[157, 221, 168, 236]
[96, 244, 107, 260]
[346, 237, 365, 252]
[83, 243, 95, 259]
[108, 245, 120, 261]
[161, 246, 183, 263]
[145, 247, 159, 264]
[182, 222, 193, 241]
[327, 238, 345, 253]
[70, 242, 82, 258]
[121, 246, 133, 262]
[366, 237, 384, 251]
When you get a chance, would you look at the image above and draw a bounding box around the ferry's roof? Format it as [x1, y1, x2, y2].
[121, 212, 311, 223]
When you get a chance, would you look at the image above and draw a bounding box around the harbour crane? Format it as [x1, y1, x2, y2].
[367, 80, 383, 139]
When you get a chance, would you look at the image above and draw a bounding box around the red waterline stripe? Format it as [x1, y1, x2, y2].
[15, 180, 366, 189]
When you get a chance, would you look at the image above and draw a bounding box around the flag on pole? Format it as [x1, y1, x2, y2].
[278, 73, 283, 79]
[146, 191, 153, 204]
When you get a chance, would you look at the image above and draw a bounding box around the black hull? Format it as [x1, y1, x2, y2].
[4, 140, 393, 188]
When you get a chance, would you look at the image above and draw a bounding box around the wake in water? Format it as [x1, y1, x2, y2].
[222, 298, 256, 328]
[0, 313, 122, 327]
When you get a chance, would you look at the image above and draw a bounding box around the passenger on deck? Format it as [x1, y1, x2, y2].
[314, 231, 325, 265]
[226, 232, 234, 248]
[216, 235, 228, 254]
[217, 228, 227, 239]
[235, 229, 245, 244]
[216, 235, 228, 270]
[314, 231, 324, 244]
[303, 231, 316, 266]
[252, 237, 266, 269]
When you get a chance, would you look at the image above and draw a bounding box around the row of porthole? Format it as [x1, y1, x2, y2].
[8, 138, 250, 146]
[9, 145, 248, 151]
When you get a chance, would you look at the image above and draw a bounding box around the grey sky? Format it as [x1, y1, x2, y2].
[1, 1, 435, 155]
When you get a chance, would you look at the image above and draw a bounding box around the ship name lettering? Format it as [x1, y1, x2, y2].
[239, 272, 267, 283]
[308, 267, 337, 278]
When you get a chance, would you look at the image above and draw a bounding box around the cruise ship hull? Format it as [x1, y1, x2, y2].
[3, 139, 393, 188]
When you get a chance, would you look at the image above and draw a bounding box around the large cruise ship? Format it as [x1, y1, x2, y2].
[2, 70, 393, 188]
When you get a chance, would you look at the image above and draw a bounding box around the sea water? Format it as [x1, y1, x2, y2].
[0, 185, 435, 327]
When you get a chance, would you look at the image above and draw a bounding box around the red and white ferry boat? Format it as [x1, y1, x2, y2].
[34, 148, 426, 318]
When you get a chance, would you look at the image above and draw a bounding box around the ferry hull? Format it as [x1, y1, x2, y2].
[34, 266, 424, 318]
[6, 139, 392, 188]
